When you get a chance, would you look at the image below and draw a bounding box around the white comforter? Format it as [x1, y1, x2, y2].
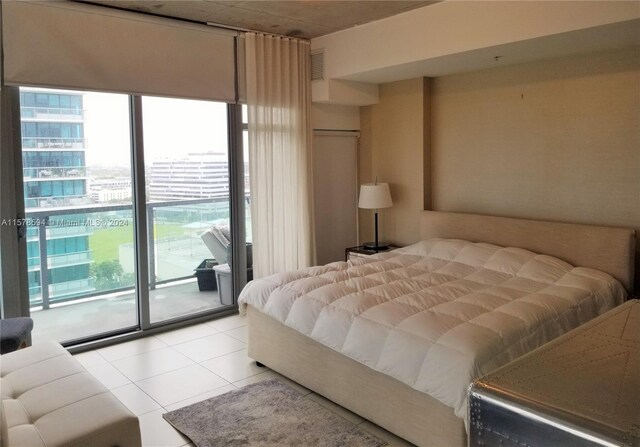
[238, 239, 625, 422]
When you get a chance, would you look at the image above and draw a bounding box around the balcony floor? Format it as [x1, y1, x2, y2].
[31, 279, 228, 344]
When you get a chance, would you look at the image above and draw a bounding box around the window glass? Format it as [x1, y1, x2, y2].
[63, 180, 73, 196]
[49, 265, 90, 284]
[70, 96, 81, 109]
[41, 182, 52, 196]
[36, 94, 48, 107]
[28, 271, 40, 286]
[22, 92, 35, 107]
[27, 184, 39, 198]
[52, 182, 63, 196]
[27, 242, 38, 258]
[48, 95, 59, 108]
[23, 122, 36, 137]
[141, 95, 232, 322]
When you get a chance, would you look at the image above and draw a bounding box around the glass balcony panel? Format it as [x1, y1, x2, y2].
[20, 106, 85, 121]
[22, 137, 87, 149]
[47, 250, 92, 268]
[23, 166, 87, 179]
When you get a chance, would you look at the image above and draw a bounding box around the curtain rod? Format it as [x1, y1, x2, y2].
[205, 21, 309, 42]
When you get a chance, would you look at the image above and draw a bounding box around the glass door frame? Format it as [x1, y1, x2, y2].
[1, 86, 248, 347]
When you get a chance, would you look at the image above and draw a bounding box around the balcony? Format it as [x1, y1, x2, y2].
[48, 250, 92, 268]
[24, 166, 87, 180]
[31, 280, 224, 344]
[22, 137, 87, 150]
[21, 106, 85, 121]
[26, 198, 241, 343]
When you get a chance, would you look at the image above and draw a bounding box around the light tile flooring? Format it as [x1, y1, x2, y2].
[74, 313, 415, 447]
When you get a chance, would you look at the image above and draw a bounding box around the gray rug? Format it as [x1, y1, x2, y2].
[163, 379, 387, 447]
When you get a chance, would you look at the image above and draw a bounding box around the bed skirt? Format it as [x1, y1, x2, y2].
[246, 305, 466, 447]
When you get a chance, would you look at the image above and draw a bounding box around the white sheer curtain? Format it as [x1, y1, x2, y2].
[245, 33, 315, 278]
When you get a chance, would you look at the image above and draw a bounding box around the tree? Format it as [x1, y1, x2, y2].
[90, 260, 134, 291]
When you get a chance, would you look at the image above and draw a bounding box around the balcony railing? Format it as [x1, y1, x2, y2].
[24, 166, 87, 179]
[48, 251, 92, 268]
[21, 106, 85, 121]
[22, 137, 87, 149]
[49, 279, 94, 299]
[26, 197, 233, 309]
[25, 196, 90, 210]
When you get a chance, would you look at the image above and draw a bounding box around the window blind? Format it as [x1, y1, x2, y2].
[2, 1, 237, 102]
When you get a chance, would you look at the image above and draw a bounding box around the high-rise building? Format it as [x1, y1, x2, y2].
[89, 178, 133, 203]
[21, 88, 93, 305]
[148, 152, 230, 201]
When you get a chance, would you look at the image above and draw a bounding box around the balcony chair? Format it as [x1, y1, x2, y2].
[200, 224, 253, 281]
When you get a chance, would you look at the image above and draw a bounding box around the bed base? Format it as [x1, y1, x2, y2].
[247, 305, 466, 447]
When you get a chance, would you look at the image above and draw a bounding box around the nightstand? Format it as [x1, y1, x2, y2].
[345, 245, 400, 261]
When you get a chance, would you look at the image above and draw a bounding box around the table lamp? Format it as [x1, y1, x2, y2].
[358, 182, 393, 250]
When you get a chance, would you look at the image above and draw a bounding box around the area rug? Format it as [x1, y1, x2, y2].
[163, 378, 387, 447]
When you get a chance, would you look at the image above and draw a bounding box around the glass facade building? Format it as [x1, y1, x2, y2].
[21, 88, 93, 305]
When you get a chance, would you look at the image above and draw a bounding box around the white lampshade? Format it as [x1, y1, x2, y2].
[358, 183, 393, 209]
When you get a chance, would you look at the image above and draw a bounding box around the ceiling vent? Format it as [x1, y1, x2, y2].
[311, 50, 324, 81]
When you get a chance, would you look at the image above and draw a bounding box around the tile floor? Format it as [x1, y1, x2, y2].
[74, 313, 415, 447]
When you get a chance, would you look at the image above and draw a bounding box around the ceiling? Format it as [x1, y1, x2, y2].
[82, 1, 437, 39]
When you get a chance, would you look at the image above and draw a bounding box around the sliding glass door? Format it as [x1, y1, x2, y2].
[141, 96, 231, 323]
[20, 88, 137, 343]
[16, 87, 245, 345]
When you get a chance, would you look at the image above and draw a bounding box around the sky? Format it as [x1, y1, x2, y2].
[83, 92, 229, 168]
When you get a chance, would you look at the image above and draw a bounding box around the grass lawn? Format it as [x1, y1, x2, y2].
[89, 224, 186, 263]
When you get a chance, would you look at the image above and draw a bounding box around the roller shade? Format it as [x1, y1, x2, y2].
[2, 1, 237, 102]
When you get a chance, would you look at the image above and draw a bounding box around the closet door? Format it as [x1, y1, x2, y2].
[312, 131, 359, 265]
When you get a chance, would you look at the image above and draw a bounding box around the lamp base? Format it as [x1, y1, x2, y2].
[361, 242, 389, 251]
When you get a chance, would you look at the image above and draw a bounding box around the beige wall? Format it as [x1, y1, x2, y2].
[359, 78, 428, 246]
[432, 48, 640, 290]
[360, 48, 639, 290]
[311, 103, 360, 131]
[431, 48, 639, 231]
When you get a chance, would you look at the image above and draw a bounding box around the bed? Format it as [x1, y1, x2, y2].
[238, 211, 635, 446]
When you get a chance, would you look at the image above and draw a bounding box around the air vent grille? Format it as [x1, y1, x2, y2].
[311, 50, 324, 81]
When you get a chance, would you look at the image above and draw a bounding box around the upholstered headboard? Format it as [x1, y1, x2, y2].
[420, 211, 636, 293]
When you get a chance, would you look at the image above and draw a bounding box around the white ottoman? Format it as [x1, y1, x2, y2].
[1, 342, 141, 447]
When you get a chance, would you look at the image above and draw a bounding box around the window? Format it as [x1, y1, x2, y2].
[48, 95, 59, 108]
[15, 87, 246, 344]
[41, 182, 52, 197]
[52, 182, 63, 197]
[36, 94, 48, 107]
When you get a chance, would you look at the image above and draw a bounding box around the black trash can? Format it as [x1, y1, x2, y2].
[194, 259, 218, 291]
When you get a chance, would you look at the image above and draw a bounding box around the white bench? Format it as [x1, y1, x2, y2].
[1, 342, 141, 447]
